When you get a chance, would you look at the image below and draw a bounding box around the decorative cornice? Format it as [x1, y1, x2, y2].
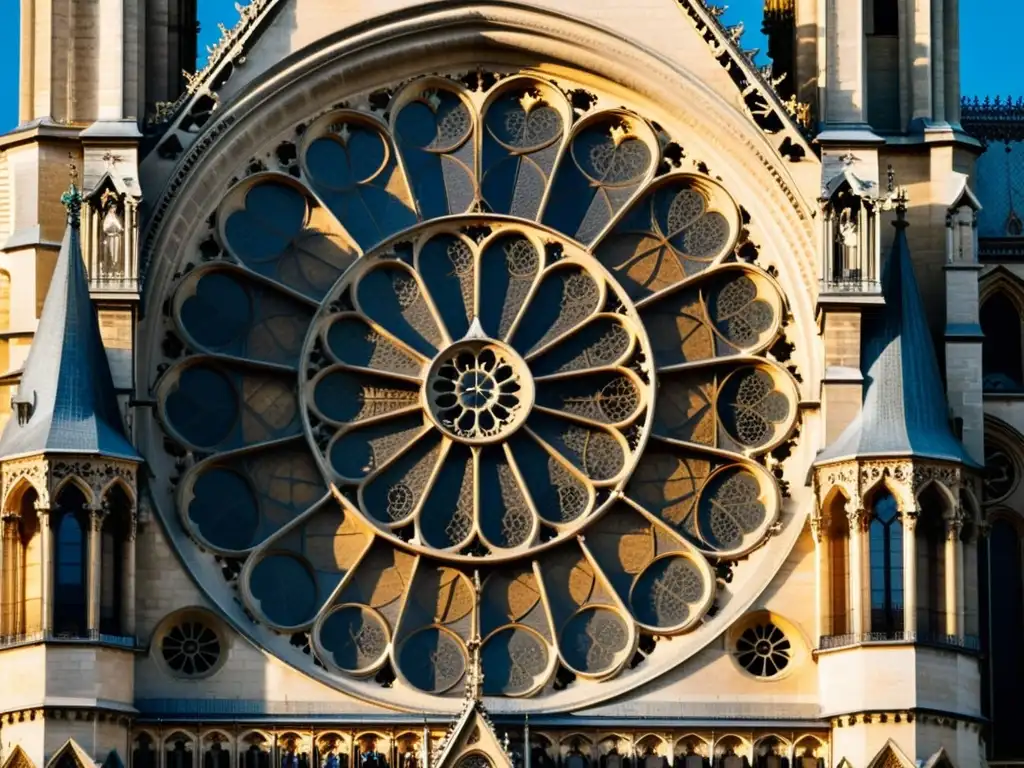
[961, 95, 1024, 144]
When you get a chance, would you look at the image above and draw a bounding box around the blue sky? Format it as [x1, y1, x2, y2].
[0, 0, 1019, 132]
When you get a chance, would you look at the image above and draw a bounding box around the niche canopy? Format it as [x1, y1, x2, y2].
[153, 73, 799, 704]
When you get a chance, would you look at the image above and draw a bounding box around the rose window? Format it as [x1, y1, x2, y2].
[152, 73, 799, 705]
[735, 621, 791, 678]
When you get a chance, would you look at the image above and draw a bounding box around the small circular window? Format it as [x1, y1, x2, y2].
[735, 620, 791, 678]
[159, 616, 224, 677]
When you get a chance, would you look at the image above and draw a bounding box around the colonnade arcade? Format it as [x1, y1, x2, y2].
[812, 459, 981, 648]
[128, 731, 829, 768]
[0, 455, 139, 643]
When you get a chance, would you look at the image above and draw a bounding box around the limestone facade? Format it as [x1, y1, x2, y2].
[0, 3, 1012, 768]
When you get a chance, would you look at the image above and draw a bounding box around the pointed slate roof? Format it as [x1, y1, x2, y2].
[815, 210, 978, 467]
[0, 184, 141, 462]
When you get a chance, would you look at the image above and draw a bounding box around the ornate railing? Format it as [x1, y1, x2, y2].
[0, 628, 139, 650]
[819, 632, 981, 651]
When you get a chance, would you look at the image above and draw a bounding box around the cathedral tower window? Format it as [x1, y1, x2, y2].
[915, 485, 949, 637]
[825, 493, 851, 636]
[981, 290, 1024, 391]
[52, 484, 89, 637]
[204, 734, 232, 768]
[166, 734, 195, 768]
[133, 734, 157, 768]
[1, 483, 41, 639]
[871, 0, 899, 36]
[100, 484, 132, 636]
[868, 491, 904, 634]
[241, 735, 271, 768]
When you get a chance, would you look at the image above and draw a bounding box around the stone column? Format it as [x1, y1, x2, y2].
[945, 513, 964, 637]
[847, 506, 865, 636]
[0, 514, 12, 635]
[909, 0, 934, 122]
[811, 514, 830, 641]
[824, 0, 867, 125]
[930, 0, 945, 121]
[37, 504, 52, 633]
[943, 0, 961, 124]
[87, 505, 106, 635]
[523, 717, 531, 768]
[902, 509, 919, 636]
[122, 511, 137, 637]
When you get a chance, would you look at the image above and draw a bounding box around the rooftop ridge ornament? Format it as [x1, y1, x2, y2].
[61, 154, 82, 229]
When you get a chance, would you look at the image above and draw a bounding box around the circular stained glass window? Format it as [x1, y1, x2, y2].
[149, 71, 801, 707]
[735, 620, 791, 678]
[160, 618, 223, 677]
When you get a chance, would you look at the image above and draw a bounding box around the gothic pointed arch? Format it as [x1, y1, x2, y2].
[864, 741, 915, 768]
[45, 740, 96, 768]
[1, 745, 36, 768]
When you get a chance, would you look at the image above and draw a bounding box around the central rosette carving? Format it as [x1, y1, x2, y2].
[301, 222, 656, 561]
[426, 336, 534, 443]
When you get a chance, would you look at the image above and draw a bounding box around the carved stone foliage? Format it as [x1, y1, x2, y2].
[147, 72, 804, 709]
[1, 455, 138, 516]
[813, 458, 968, 525]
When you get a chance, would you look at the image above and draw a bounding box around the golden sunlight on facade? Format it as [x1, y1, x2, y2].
[0, 2, 1018, 768]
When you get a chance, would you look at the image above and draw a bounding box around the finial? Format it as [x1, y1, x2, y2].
[887, 164, 895, 194]
[465, 570, 484, 703]
[61, 153, 82, 229]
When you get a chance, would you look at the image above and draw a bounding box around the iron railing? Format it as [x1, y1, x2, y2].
[819, 632, 981, 651]
[0, 628, 139, 650]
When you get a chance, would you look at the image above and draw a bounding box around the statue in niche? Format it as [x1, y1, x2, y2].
[565, 740, 588, 768]
[830, 188, 862, 284]
[533, 746, 555, 768]
[99, 190, 126, 280]
[399, 745, 418, 768]
[281, 741, 301, 768]
[205, 741, 230, 768]
[642, 745, 667, 768]
[359, 741, 387, 768]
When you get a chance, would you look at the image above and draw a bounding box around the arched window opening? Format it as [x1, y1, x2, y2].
[826, 497, 851, 636]
[674, 739, 708, 768]
[869, 491, 904, 634]
[355, 737, 388, 768]
[981, 292, 1023, 391]
[166, 735, 195, 768]
[755, 738, 788, 768]
[1, 485, 40, 638]
[988, 518, 1024, 759]
[316, 736, 348, 768]
[53, 484, 89, 637]
[134, 735, 157, 768]
[280, 735, 310, 768]
[241, 736, 271, 768]
[100, 484, 132, 636]
[204, 735, 232, 768]
[916, 486, 949, 637]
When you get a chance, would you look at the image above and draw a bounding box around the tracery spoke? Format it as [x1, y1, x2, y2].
[415, 442, 476, 551]
[325, 417, 431, 484]
[353, 260, 449, 356]
[359, 430, 449, 529]
[243, 492, 376, 629]
[320, 312, 429, 378]
[533, 367, 646, 429]
[476, 444, 539, 551]
[524, 414, 630, 486]
[507, 262, 605, 356]
[528, 313, 637, 376]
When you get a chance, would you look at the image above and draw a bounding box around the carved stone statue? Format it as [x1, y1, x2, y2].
[100, 194, 125, 280]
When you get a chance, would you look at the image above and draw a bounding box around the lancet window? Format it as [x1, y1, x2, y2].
[981, 290, 1024, 391]
[166, 735, 196, 768]
[868, 491, 904, 634]
[133, 734, 157, 768]
[53, 484, 89, 637]
[0, 484, 41, 639]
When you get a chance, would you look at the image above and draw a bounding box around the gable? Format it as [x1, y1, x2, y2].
[2, 746, 36, 768]
[45, 741, 96, 768]
[436, 709, 513, 768]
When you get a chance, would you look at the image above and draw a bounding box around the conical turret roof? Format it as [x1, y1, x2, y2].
[0, 184, 141, 461]
[815, 211, 977, 467]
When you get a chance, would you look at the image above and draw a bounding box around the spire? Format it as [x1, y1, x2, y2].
[0, 165, 141, 462]
[815, 194, 977, 467]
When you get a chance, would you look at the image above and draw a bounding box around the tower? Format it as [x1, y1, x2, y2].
[812, 198, 983, 767]
[0, 179, 142, 768]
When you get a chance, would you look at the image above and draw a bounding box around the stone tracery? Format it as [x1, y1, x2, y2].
[151, 72, 800, 704]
